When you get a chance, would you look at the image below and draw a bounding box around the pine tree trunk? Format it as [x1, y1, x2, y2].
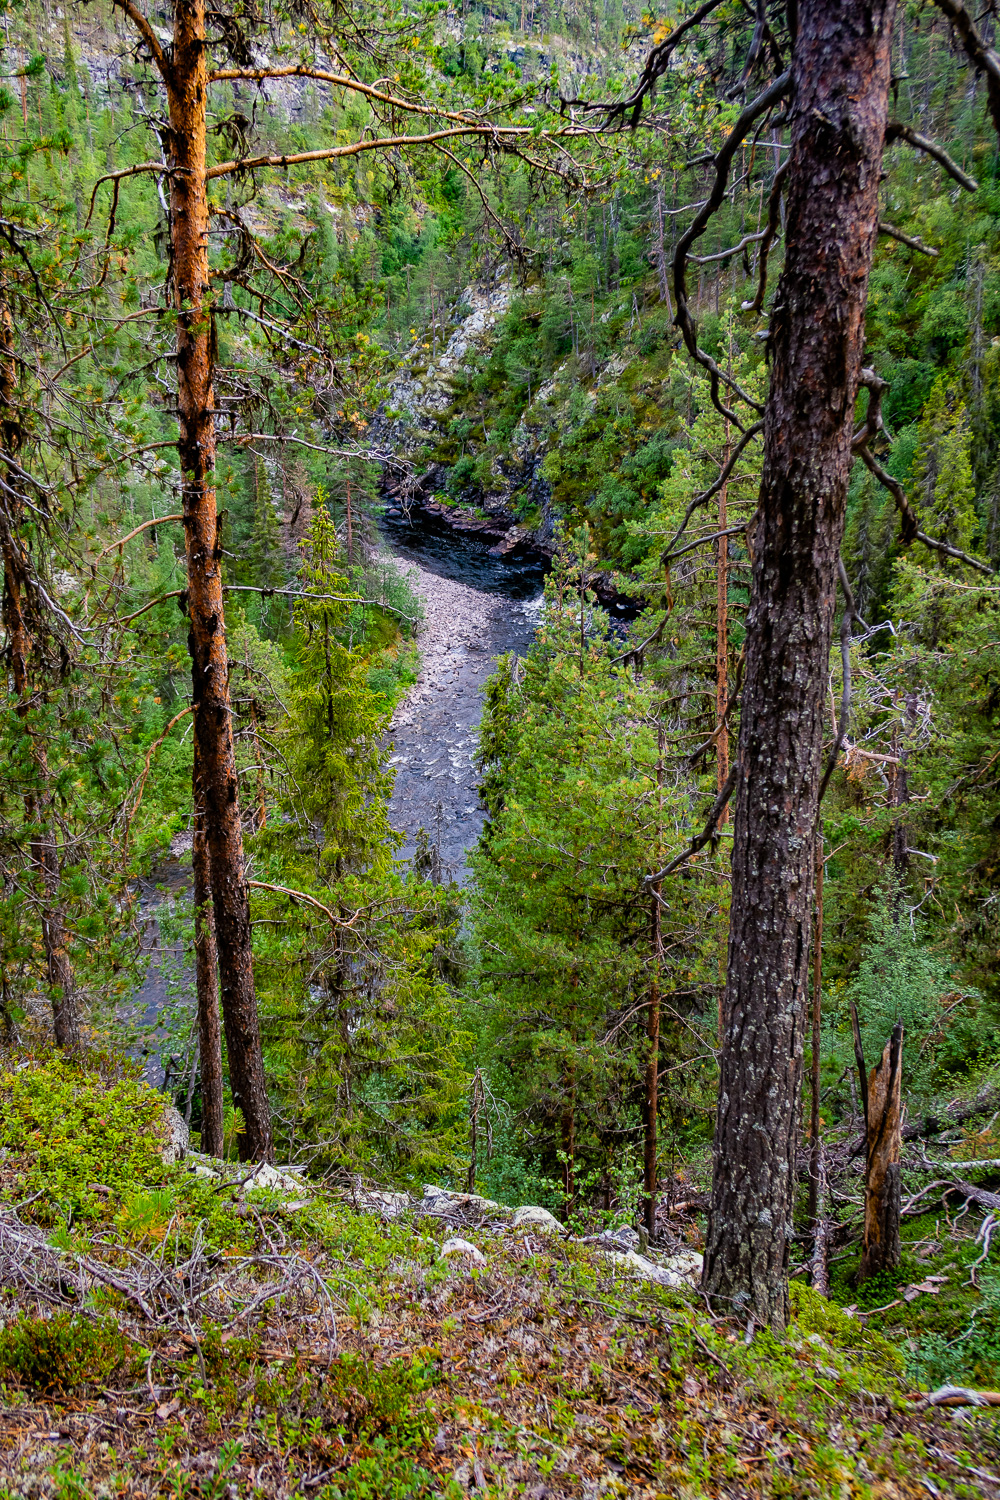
[193, 739, 224, 1158]
[166, 0, 272, 1161]
[808, 838, 824, 1225]
[643, 889, 662, 1238]
[703, 0, 897, 1329]
[0, 297, 79, 1049]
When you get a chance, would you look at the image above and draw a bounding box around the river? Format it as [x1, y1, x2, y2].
[379, 509, 546, 881]
[126, 511, 546, 1086]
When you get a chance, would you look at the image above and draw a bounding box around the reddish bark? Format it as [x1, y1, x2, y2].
[116, 0, 272, 1157]
[703, 0, 897, 1328]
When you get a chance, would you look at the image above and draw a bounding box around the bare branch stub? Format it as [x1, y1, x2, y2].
[877, 220, 938, 258]
[884, 121, 978, 192]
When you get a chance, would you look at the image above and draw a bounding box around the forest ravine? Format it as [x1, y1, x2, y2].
[7, 0, 1000, 1494]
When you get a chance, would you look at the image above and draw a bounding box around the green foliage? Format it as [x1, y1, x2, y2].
[0, 1313, 131, 1395]
[844, 891, 975, 1099]
[471, 533, 719, 1204]
[0, 1053, 168, 1225]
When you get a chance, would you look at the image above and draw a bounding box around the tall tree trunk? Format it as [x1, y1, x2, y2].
[166, 0, 271, 1160]
[0, 296, 79, 1048]
[703, 0, 896, 1330]
[643, 887, 662, 1237]
[643, 727, 665, 1238]
[193, 737, 224, 1158]
[808, 837, 824, 1224]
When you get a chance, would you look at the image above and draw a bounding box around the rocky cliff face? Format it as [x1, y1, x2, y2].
[374, 280, 560, 564]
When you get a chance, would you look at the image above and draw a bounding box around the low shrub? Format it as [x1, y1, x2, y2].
[0, 1312, 132, 1395]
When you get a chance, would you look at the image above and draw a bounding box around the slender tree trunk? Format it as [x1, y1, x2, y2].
[165, 0, 271, 1160]
[345, 473, 354, 565]
[716, 424, 730, 1042]
[808, 837, 824, 1224]
[193, 737, 224, 1158]
[0, 296, 79, 1048]
[703, 0, 897, 1329]
[643, 726, 665, 1238]
[715, 427, 730, 815]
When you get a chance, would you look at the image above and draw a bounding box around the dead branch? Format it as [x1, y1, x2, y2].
[644, 763, 739, 887]
[818, 559, 861, 801]
[742, 158, 789, 314]
[884, 121, 979, 191]
[91, 515, 184, 567]
[560, 0, 729, 127]
[672, 74, 791, 427]
[927, 0, 1000, 141]
[877, 220, 938, 257]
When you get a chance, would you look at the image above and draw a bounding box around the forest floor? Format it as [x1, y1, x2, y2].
[384, 554, 537, 881]
[2, 1058, 999, 1500]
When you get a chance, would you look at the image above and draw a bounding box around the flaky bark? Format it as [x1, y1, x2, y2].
[808, 839, 824, 1225]
[0, 296, 79, 1048]
[643, 886, 662, 1237]
[859, 1021, 903, 1282]
[703, 0, 897, 1329]
[164, 0, 271, 1159]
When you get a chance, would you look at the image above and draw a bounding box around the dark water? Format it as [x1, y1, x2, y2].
[378, 509, 549, 599]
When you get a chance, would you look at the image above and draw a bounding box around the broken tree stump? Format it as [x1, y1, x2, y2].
[852, 1007, 904, 1283]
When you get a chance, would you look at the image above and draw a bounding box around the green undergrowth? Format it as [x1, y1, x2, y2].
[0, 1056, 997, 1497]
[827, 1188, 1000, 1391]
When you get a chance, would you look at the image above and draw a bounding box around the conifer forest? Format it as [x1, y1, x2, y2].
[9, 0, 1000, 1493]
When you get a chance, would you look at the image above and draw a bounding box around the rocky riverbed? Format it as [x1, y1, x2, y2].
[385, 550, 541, 881]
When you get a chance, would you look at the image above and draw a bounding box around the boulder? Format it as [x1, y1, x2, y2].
[511, 1205, 562, 1235]
[244, 1161, 310, 1198]
[355, 1189, 411, 1218]
[603, 1248, 704, 1289]
[161, 1106, 189, 1165]
[598, 1225, 640, 1253]
[421, 1185, 504, 1216]
[440, 1237, 486, 1267]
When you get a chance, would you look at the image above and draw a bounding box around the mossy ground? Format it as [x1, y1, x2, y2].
[1, 1058, 998, 1498]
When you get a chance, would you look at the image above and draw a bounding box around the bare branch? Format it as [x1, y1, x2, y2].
[644, 764, 739, 886]
[209, 64, 487, 130]
[877, 220, 938, 257]
[561, 0, 730, 127]
[742, 158, 790, 314]
[818, 559, 861, 802]
[884, 121, 978, 192]
[205, 125, 594, 183]
[85, 163, 175, 228]
[673, 73, 791, 427]
[91, 514, 184, 566]
[660, 421, 764, 562]
[927, 0, 1000, 141]
[111, 0, 169, 78]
